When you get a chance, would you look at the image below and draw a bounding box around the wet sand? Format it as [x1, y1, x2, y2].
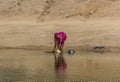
[0, 49, 120, 82]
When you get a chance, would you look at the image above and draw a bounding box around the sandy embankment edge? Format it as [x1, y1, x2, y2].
[0, 18, 120, 53]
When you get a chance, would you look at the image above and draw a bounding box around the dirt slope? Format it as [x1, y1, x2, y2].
[0, 0, 120, 21]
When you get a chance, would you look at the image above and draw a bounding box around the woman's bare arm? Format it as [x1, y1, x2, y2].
[57, 36, 62, 50]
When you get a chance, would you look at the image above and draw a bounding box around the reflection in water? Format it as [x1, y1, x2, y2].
[54, 53, 67, 80]
[1, 50, 120, 81]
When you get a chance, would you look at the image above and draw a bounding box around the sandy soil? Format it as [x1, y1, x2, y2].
[0, 18, 120, 52]
[0, 0, 120, 21]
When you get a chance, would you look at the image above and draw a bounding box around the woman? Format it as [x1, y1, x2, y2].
[53, 32, 67, 52]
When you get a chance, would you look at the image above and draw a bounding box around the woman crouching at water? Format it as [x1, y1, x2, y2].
[53, 32, 67, 52]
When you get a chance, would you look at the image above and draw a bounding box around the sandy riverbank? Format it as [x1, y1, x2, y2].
[0, 18, 120, 53]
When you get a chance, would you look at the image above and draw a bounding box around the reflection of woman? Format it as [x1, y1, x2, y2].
[54, 53, 67, 74]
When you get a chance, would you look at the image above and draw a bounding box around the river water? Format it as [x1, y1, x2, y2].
[0, 49, 120, 82]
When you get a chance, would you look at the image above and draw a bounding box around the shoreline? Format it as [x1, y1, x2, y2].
[0, 45, 120, 53]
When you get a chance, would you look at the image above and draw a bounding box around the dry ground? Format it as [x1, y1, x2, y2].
[0, 17, 120, 52]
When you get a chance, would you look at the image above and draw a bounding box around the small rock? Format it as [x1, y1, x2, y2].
[41, 35, 45, 38]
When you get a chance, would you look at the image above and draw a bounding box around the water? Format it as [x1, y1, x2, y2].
[0, 49, 120, 82]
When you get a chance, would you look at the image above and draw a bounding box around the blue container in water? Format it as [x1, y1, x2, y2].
[94, 46, 105, 49]
[68, 50, 75, 55]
